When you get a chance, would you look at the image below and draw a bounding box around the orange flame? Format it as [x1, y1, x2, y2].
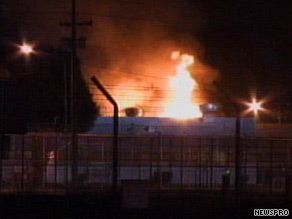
[94, 51, 203, 118]
[162, 51, 202, 119]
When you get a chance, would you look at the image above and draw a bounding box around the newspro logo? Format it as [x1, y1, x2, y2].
[254, 209, 289, 216]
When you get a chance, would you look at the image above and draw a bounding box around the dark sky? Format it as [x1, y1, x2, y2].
[1, 0, 292, 118]
[196, 0, 292, 96]
[1, 1, 291, 83]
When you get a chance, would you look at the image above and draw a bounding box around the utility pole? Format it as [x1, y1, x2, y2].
[60, 0, 92, 188]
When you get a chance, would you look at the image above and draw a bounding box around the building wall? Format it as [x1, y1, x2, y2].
[89, 116, 256, 136]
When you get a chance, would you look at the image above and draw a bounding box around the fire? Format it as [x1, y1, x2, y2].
[99, 80, 147, 116]
[162, 51, 202, 119]
[114, 82, 144, 109]
[94, 51, 203, 118]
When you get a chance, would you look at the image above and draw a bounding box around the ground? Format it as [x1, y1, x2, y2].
[0, 190, 291, 218]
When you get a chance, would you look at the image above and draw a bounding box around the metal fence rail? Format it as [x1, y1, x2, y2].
[0, 134, 292, 196]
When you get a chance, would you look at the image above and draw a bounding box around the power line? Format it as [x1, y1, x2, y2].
[83, 64, 170, 80]
[89, 85, 203, 91]
[93, 96, 207, 101]
[84, 65, 216, 89]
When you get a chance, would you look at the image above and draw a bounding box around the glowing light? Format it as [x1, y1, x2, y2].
[93, 51, 203, 118]
[162, 51, 202, 119]
[246, 98, 263, 116]
[249, 101, 262, 112]
[19, 43, 33, 55]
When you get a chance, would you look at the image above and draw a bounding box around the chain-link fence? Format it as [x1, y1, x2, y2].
[0, 133, 292, 196]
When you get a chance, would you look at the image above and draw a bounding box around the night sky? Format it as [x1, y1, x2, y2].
[197, 0, 292, 96]
[1, 0, 292, 130]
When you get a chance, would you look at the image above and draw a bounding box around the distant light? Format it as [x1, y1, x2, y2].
[247, 98, 263, 114]
[249, 101, 262, 111]
[19, 43, 33, 55]
[207, 103, 217, 111]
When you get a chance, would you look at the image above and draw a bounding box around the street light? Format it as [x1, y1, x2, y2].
[247, 98, 263, 116]
[243, 97, 265, 124]
[19, 43, 34, 55]
[0, 42, 32, 192]
[17, 42, 72, 186]
[18, 42, 35, 78]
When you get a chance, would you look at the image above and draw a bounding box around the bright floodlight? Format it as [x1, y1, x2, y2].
[248, 99, 263, 114]
[20, 43, 33, 55]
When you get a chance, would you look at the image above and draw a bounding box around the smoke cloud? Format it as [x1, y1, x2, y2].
[80, 0, 219, 116]
[3, 0, 219, 116]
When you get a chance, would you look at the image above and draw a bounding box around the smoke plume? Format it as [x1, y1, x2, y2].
[3, 0, 219, 117]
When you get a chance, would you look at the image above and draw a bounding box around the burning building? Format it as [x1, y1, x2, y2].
[89, 50, 216, 119]
[88, 50, 254, 136]
[77, 1, 219, 120]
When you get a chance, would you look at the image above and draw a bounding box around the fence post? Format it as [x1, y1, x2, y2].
[138, 139, 142, 180]
[285, 175, 291, 200]
[180, 137, 184, 188]
[199, 138, 202, 188]
[159, 135, 162, 188]
[222, 171, 230, 197]
[86, 136, 90, 191]
[270, 140, 273, 194]
[54, 135, 58, 192]
[43, 138, 46, 187]
[210, 139, 214, 190]
[21, 136, 25, 192]
[65, 134, 69, 187]
[150, 137, 153, 187]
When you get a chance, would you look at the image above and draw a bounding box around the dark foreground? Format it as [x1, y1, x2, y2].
[0, 190, 291, 219]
